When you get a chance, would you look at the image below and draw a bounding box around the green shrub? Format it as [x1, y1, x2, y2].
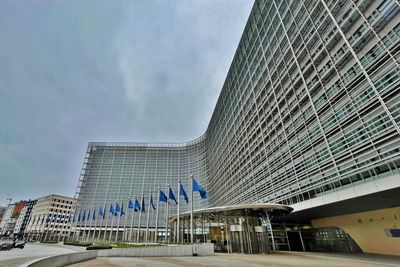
[86, 244, 112, 250]
[113, 243, 162, 248]
[63, 241, 93, 247]
[40, 240, 59, 244]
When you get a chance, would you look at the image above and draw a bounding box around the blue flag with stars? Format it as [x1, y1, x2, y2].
[193, 178, 207, 199]
[159, 190, 168, 203]
[134, 198, 141, 212]
[169, 187, 178, 205]
[141, 198, 145, 213]
[120, 203, 125, 216]
[128, 199, 134, 209]
[180, 183, 189, 204]
[150, 194, 156, 210]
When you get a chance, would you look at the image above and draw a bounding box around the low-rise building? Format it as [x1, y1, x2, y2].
[0, 203, 16, 237]
[0, 207, 6, 226]
[26, 194, 75, 242]
[14, 199, 37, 239]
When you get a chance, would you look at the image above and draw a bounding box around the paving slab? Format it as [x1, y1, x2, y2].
[0, 242, 85, 267]
[67, 252, 400, 267]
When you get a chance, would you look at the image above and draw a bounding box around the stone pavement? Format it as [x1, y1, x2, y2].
[0, 242, 85, 267]
[67, 251, 400, 267]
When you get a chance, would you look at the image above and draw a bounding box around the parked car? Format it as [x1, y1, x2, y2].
[14, 241, 25, 249]
[0, 242, 14, 251]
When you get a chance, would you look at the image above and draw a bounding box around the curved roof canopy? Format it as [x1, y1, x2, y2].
[169, 203, 293, 221]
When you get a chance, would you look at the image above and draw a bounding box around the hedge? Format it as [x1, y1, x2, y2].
[86, 244, 112, 250]
[63, 241, 93, 247]
[40, 240, 59, 244]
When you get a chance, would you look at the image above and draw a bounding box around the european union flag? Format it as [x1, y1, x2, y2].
[180, 183, 189, 204]
[115, 203, 121, 216]
[87, 210, 91, 221]
[159, 190, 168, 203]
[109, 204, 115, 214]
[169, 187, 178, 205]
[134, 198, 141, 212]
[82, 210, 86, 221]
[141, 198, 145, 213]
[193, 178, 207, 199]
[120, 203, 125, 216]
[128, 199, 134, 209]
[150, 194, 156, 210]
[78, 211, 81, 222]
[99, 207, 104, 219]
[92, 209, 96, 220]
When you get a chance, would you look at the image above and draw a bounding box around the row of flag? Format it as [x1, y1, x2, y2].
[73, 178, 207, 222]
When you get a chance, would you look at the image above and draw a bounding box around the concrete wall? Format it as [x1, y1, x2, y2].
[24, 251, 97, 267]
[312, 206, 400, 256]
[23, 244, 214, 266]
[97, 244, 214, 257]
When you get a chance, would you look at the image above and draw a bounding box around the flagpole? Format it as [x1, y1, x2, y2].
[77, 211, 82, 241]
[102, 204, 110, 241]
[82, 209, 90, 242]
[90, 207, 97, 241]
[92, 213, 98, 241]
[86, 207, 94, 242]
[165, 184, 170, 244]
[155, 189, 160, 243]
[97, 203, 105, 240]
[115, 202, 122, 242]
[66, 209, 75, 241]
[123, 199, 129, 242]
[177, 180, 181, 244]
[129, 196, 137, 242]
[136, 194, 143, 243]
[66, 201, 76, 241]
[108, 203, 115, 242]
[145, 190, 151, 243]
[190, 175, 194, 243]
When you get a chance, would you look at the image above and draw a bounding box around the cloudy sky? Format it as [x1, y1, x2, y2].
[0, 1, 253, 205]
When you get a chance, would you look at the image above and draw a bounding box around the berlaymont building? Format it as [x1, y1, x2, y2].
[72, 0, 400, 256]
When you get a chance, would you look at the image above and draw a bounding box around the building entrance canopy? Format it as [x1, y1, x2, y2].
[170, 203, 293, 220]
[168, 203, 292, 254]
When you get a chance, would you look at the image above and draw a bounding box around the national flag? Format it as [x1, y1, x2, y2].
[109, 204, 115, 214]
[120, 203, 125, 216]
[87, 210, 91, 221]
[150, 194, 156, 210]
[82, 210, 86, 221]
[159, 190, 168, 203]
[92, 209, 96, 220]
[78, 211, 81, 222]
[102, 206, 106, 219]
[99, 207, 104, 218]
[141, 198, 145, 213]
[169, 186, 178, 205]
[72, 213, 76, 222]
[134, 198, 141, 212]
[180, 182, 189, 204]
[193, 178, 207, 199]
[128, 199, 134, 209]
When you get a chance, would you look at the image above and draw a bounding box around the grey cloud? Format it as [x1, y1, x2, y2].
[0, 0, 253, 205]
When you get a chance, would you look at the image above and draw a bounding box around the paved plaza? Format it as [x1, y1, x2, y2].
[0, 242, 85, 267]
[2, 243, 400, 267]
[68, 252, 400, 267]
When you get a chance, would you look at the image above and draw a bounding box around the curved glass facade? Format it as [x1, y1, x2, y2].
[75, 0, 400, 233]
